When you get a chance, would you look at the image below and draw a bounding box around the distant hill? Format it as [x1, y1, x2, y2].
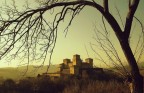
[0, 62, 143, 81]
[0, 65, 60, 80]
[113, 62, 144, 76]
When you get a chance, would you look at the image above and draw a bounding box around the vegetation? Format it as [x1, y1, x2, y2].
[0, 79, 130, 93]
[63, 80, 129, 93]
[0, 0, 143, 92]
[0, 71, 130, 93]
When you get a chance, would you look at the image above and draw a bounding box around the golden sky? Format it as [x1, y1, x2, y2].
[0, 0, 144, 68]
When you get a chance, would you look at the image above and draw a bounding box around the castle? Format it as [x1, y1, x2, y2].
[43, 54, 103, 79]
[60, 54, 93, 76]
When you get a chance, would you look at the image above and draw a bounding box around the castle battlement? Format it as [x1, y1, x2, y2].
[60, 54, 94, 75]
[44, 54, 103, 79]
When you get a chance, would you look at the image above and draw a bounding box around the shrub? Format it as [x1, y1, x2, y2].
[36, 76, 65, 93]
[2, 79, 16, 91]
[17, 79, 33, 92]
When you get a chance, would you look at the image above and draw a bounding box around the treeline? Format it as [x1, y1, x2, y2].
[0, 71, 130, 93]
[0, 76, 65, 93]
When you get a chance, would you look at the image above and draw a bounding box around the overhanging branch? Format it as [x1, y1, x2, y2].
[103, 0, 109, 12]
[124, 0, 140, 40]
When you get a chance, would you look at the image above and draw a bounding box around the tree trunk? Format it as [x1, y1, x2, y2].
[119, 38, 143, 93]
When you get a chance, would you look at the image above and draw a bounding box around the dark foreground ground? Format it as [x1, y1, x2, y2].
[0, 72, 130, 93]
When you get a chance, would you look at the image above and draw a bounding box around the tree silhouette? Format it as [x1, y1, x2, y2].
[2, 79, 16, 91]
[0, 0, 143, 93]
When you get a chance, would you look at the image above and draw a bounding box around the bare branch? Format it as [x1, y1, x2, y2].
[0, 0, 87, 70]
[124, 0, 140, 40]
[133, 16, 144, 62]
[115, 6, 124, 28]
[103, 0, 109, 12]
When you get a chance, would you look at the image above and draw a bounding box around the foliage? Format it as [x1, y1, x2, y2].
[0, 72, 130, 93]
[17, 79, 33, 92]
[0, 0, 143, 92]
[0, 79, 16, 93]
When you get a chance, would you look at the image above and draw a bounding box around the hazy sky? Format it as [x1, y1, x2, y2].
[0, 0, 144, 68]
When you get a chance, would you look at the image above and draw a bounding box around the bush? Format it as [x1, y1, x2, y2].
[17, 79, 33, 92]
[36, 76, 65, 93]
[2, 79, 16, 91]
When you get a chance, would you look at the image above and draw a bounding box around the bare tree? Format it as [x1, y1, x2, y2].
[0, 0, 143, 92]
[91, 14, 144, 88]
[90, 24, 129, 77]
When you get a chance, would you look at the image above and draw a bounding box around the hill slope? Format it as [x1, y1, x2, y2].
[0, 65, 60, 80]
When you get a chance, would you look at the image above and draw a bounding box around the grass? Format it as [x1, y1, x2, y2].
[63, 80, 129, 93]
[0, 77, 130, 93]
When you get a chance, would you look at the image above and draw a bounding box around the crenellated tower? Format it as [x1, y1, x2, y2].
[85, 58, 93, 68]
[72, 54, 82, 66]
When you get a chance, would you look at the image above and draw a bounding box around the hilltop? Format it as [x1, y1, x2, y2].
[0, 65, 59, 81]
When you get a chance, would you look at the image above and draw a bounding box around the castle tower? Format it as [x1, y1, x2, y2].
[85, 58, 93, 67]
[70, 66, 79, 75]
[63, 59, 71, 65]
[72, 54, 82, 67]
